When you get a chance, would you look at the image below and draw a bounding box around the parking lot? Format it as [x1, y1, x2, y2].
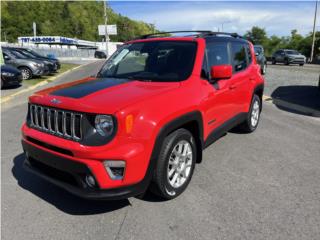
[1, 61, 320, 240]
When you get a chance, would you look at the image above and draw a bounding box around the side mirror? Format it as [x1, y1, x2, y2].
[210, 65, 232, 81]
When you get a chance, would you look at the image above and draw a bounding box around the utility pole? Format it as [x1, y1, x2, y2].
[310, 0, 318, 62]
[103, 0, 109, 58]
[33, 22, 37, 37]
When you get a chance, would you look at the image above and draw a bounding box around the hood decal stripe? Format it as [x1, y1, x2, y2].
[50, 78, 130, 99]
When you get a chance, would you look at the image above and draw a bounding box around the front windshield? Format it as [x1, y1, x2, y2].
[97, 41, 197, 82]
[17, 50, 35, 58]
[285, 50, 300, 55]
[10, 50, 28, 59]
[27, 49, 44, 58]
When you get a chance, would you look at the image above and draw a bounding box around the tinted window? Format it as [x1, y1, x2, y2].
[254, 46, 263, 54]
[231, 43, 247, 72]
[246, 45, 252, 64]
[285, 50, 299, 55]
[206, 42, 230, 67]
[201, 53, 209, 79]
[98, 41, 197, 82]
[10, 50, 27, 59]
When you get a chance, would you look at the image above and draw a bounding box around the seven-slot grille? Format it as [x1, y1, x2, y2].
[29, 104, 83, 141]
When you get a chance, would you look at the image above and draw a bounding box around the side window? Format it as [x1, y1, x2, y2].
[206, 42, 230, 68]
[231, 43, 247, 72]
[201, 52, 209, 79]
[246, 44, 252, 64]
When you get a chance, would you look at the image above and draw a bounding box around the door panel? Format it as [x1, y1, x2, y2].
[201, 40, 235, 137]
[201, 79, 235, 138]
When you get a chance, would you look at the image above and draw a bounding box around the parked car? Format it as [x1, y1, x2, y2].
[3, 47, 54, 75]
[254, 45, 267, 75]
[2, 48, 46, 80]
[1, 64, 22, 89]
[21, 31, 264, 200]
[10, 47, 60, 73]
[14, 47, 60, 71]
[94, 50, 107, 59]
[272, 49, 306, 66]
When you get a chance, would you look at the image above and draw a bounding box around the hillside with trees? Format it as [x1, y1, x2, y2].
[1, 1, 157, 43]
[245, 26, 319, 60]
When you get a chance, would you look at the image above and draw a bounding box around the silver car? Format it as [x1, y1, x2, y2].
[2, 48, 47, 80]
[272, 49, 306, 66]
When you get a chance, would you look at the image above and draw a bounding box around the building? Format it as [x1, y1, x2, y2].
[18, 36, 122, 55]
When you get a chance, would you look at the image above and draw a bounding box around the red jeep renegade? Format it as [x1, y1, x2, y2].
[21, 31, 264, 200]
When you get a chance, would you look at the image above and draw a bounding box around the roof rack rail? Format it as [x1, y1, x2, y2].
[198, 32, 244, 39]
[139, 30, 213, 39]
[138, 31, 244, 40]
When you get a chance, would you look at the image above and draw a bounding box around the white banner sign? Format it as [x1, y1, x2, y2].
[98, 25, 117, 35]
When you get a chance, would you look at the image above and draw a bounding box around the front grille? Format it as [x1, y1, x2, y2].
[29, 104, 83, 141]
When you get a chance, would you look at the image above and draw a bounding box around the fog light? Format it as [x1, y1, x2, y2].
[85, 175, 96, 187]
[103, 161, 125, 180]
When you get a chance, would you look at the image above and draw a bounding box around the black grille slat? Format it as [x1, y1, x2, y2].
[29, 104, 83, 141]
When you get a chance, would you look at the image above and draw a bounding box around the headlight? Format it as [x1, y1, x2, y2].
[95, 115, 115, 137]
[1, 72, 15, 77]
[31, 62, 43, 67]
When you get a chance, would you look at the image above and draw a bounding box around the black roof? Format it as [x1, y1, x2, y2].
[139, 31, 247, 43]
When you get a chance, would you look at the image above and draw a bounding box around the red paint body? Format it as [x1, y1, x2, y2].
[21, 36, 264, 193]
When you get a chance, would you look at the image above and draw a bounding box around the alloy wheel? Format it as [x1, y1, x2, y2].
[251, 100, 260, 127]
[167, 140, 193, 188]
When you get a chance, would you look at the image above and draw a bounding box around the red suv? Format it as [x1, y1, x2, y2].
[21, 31, 264, 200]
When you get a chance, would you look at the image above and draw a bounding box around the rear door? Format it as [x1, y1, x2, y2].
[276, 50, 285, 62]
[228, 41, 253, 113]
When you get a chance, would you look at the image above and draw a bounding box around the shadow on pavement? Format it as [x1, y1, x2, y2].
[12, 153, 130, 215]
[271, 85, 320, 117]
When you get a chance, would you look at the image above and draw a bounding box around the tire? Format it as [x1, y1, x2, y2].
[285, 59, 289, 65]
[261, 63, 267, 75]
[19, 67, 32, 80]
[299, 63, 304, 66]
[150, 128, 197, 200]
[1, 78, 4, 89]
[238, 94, 261, 133]
[272, 58, 276, 65]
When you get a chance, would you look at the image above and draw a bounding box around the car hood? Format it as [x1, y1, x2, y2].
[17, 58, 44, 65]
[1, 64, 20, 74]
[29, 77, 180, 114]
[287, 54, 305, 58]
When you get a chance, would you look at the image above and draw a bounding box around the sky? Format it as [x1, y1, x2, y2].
[108, 1, 319, 36]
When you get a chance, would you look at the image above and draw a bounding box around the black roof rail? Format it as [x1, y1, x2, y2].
[139, 30, 212, 39]
[198, 32, 244, 39]
[138, 31, 244, 40]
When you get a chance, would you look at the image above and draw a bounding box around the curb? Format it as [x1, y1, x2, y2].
[263, 95, 320, 117]
[0, 61, 97, 104]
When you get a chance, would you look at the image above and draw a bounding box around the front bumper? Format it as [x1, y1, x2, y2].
[22, 139, 148, 200]
[32, 68, 46, 77]
[1, 74, 22, 86]
[288, 58, 305, 64]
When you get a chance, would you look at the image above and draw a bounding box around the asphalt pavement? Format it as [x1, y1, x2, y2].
[1, 61, 320, 240]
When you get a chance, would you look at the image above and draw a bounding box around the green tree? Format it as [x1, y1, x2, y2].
[244, 26, 268, 45]
[1, 1, 157, 43]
